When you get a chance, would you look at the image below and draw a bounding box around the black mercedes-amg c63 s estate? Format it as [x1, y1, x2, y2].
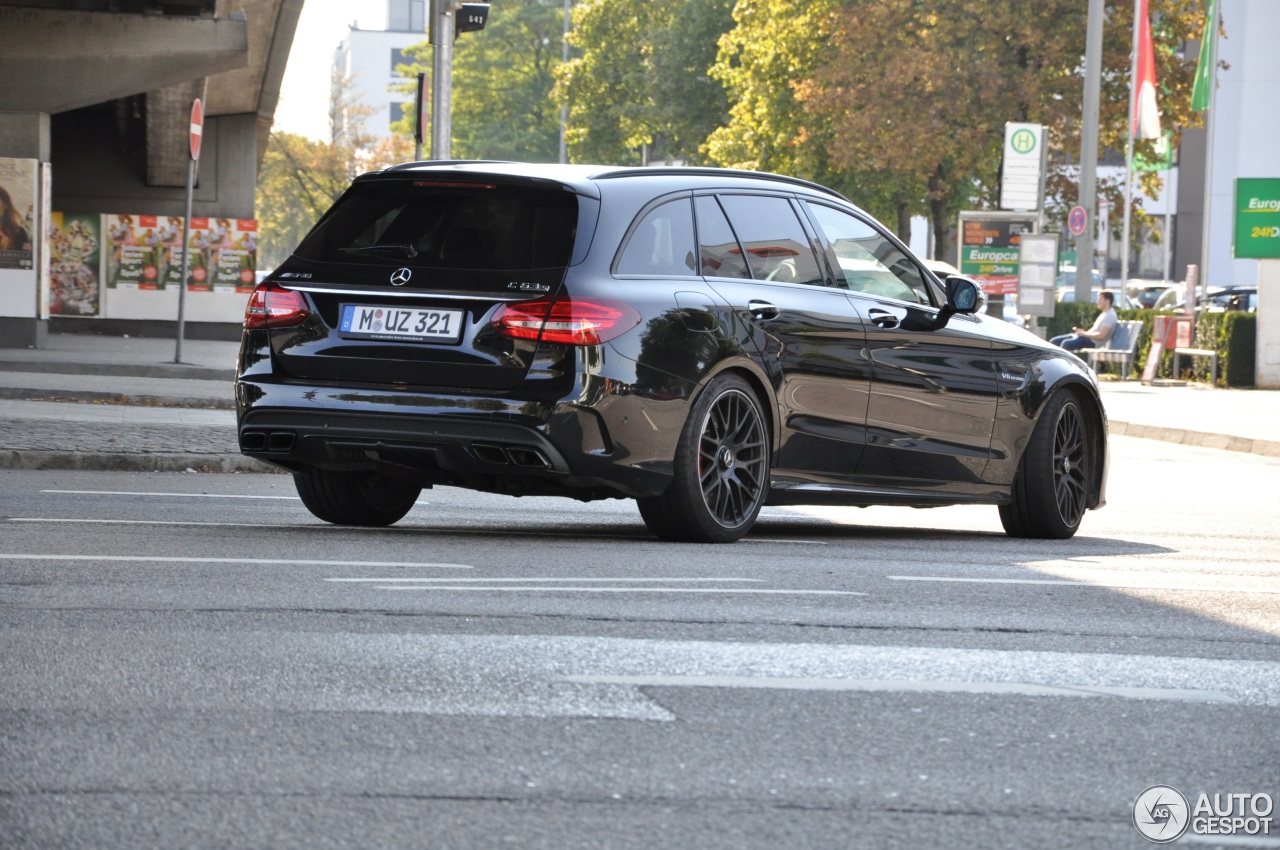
[236, 162, 1108, 542]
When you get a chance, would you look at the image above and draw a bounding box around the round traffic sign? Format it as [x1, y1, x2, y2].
[1067, 205, 1088, 237]
[189, 98, 204, 161]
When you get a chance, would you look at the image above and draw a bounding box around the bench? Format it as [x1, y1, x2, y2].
[1172, 347, 1219, 386]
[1084, 320, 1143, 380]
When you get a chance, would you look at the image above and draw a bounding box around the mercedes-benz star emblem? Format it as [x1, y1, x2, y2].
[390, 268, 412, 286]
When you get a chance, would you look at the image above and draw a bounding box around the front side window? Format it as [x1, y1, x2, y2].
[806, 202, 934, 305]
[615, 198, 697, 276]
[717, 194, 825, 286]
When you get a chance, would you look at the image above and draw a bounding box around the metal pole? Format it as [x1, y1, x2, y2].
[174, 156, 194, 364]
[1196, 11, 1220, 334]
[1163, 163, 1173, 282]
[431, 0, 454, 160]
[558, 0, 570, 164]
[1120, 0, 1142, 288]
[1076, 0, 1105, 304]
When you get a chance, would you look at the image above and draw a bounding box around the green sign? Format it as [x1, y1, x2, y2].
[1010, 129, 1037, 155]
[1235, 178, 1280, 259]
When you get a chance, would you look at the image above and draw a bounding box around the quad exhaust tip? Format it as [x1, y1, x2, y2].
[471, 443, 551, 469]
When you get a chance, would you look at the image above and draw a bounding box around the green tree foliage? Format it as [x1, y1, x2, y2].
[556, 0, 734, 164]
[708, 0, 1205, 254]
[397, 0, 564, 160]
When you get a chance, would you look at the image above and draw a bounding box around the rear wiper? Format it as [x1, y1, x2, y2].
[339, 243, 419, 259]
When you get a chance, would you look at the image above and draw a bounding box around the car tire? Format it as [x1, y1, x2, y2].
[637, 373, 769, 543]
[999, 390, 1091, 539]
[294, 468, 421, 527]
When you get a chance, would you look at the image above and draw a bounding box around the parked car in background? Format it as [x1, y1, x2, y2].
[1055, 267, 1104, 291]
[236, 162, 1108, 542]
[1127, 281, 1180, 310]
[1202, 285, 1257, 312]
[1056, 287, 1137, 310]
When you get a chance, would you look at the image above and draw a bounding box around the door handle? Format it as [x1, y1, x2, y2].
[868, 308, 899, 329]
[748, 300, 779, 320]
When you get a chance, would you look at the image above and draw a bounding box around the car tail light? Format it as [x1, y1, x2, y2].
[493, 297, 642, 345]
[244, 282, 310, 329]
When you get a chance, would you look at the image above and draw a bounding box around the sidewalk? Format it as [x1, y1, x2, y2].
[0, 333, 1277, 472]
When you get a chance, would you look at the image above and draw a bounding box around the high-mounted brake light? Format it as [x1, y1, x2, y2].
[243, 282, 310, 329]
[493, 297, 642, 346]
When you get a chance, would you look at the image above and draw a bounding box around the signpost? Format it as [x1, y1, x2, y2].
[1068, 205, 1088, 238]
[175, 98, 201, 364]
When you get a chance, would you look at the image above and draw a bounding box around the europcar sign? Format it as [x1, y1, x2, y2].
[1234, 178, 1280, 259]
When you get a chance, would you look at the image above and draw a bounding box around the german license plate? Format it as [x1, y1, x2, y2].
[338, 304, 464, 343]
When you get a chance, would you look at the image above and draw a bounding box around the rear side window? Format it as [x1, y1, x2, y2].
[694, 196, 750, 279]
[294, 180, 579, 271]
[615, 198, 697, 276]
[717, 195, 825, 285]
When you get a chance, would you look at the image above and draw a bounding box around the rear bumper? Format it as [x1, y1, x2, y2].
[235, 378, 675, 500]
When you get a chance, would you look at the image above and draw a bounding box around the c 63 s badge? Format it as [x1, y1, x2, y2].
[508, 281, 550, 293]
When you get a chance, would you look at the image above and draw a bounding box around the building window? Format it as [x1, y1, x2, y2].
[389, 0, 425, 32]
[391, 48, 414, 74]
[390, 102, 410, 131]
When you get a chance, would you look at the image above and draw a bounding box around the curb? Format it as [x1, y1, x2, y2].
[1109, 420, 1280, 458]
[0, 451, 281, 474]
[0, 387, 234, 410]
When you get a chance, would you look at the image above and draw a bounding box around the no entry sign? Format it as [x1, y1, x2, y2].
[189, 99, 204, 161]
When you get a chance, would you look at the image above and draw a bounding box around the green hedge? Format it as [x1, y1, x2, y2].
[1037, 307, 1256, 386]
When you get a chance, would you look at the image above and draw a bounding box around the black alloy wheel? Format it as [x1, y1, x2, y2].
[294, 468, 421, 527]
[999, 391, 1091, 539]
[638, 374, 769, 543]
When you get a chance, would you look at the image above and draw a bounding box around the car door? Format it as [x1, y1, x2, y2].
[803, 201, 999, 491]
[695, 193, 870, 482]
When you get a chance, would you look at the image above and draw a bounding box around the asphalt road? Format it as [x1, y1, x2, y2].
[2, 435, 1278, 849]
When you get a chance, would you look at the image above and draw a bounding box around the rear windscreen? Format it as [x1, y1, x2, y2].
[294, 180, 579, 271]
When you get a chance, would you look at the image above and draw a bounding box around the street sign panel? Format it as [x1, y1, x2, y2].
[1234, 178, 1280, 259]
[1067, 205, 1088, 237]
[1000, 122, 1046, 212]
[957, 212, 1037, 296]
[189, 99, 203, 162]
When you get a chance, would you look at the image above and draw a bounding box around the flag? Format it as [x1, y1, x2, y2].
[1133, 0, 1161, 139]
[1191, 0, 1218, 111]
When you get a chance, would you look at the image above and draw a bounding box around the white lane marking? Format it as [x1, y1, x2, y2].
[1180, 835, 1280, 848]
[562, 675, 1234, 703]
[888, 575, 1280, 594]
[0, 554, 471, 569]
[373, 586, 865, 595]
[10, 519, 314, 529]
[325, 577, 764, 583]
[41, 489, 296, 500]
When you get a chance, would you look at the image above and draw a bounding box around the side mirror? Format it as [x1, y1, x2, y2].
[945, 276, 984, 314]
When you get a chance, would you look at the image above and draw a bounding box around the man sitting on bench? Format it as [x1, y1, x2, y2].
[1051, 290, 1117, 353]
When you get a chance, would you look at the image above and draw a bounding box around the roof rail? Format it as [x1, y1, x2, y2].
[590, 166, 848, 201]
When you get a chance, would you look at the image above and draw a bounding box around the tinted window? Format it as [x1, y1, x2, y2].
[806, 202, 933, 304]
[694, 196, 750, 279]
[615, 198, 697, 276]
[717, 195, 825, 285]
[294, 181, 578, 271]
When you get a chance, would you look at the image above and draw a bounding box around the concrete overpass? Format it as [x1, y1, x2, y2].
[0, 0, 303, 344]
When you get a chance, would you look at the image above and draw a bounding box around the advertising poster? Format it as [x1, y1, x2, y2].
[0, 157, 37, 270]
[49, 212, 102, 316]
[106, 214, 184, 290]
[209, 218, 259, 293]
